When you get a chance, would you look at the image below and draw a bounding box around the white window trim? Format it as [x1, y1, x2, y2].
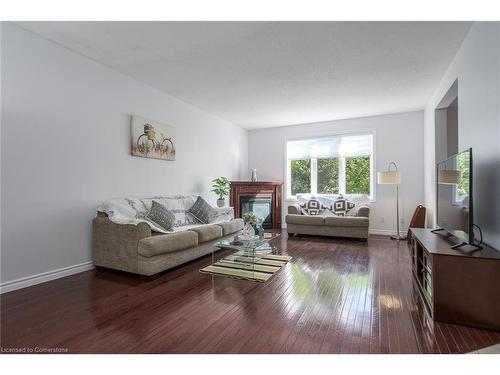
[284, 130, 377, 203]
[338, 156, 346, 195]
[310, 158, 318, 195]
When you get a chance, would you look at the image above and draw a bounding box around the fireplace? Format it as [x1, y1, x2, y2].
[240, 197, 273, 229]
[229, 181, 283, 229]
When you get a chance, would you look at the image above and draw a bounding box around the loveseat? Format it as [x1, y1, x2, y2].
[285, 194, 370, 240]
[92, 195, 243, 278]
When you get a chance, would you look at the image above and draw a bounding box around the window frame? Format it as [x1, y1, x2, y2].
[284, 131, 376, 202]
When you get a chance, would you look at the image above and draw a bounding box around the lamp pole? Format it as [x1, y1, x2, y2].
[387, 161, 404, 241]
[394, 177, 400, 240]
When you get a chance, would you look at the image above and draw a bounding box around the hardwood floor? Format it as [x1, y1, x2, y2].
[2, 232, 499, 354]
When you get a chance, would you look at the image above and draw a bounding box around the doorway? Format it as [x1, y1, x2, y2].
[435, 79, 458, 162]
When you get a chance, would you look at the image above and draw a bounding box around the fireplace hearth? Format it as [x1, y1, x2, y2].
[240, 197, 273, 228]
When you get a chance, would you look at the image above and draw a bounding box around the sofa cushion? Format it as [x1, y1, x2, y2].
[296, 193, 369, 217]
[189, 224, 223, 243]
[286, 214, 325, 226]
[96, 195, 199, 234]
[188, 196, 217, 224]
[299, 197, 328, 215]
[330, 195, 356, 216]
[217, 218, 244, 236]
[146, 201, 175, 231]
[324, 216, 369, 228]
[138, 231, 198, 257]
[155, 195, 199, 227]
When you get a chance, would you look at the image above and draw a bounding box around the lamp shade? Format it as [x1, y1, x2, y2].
[438, 170, 461, 185]
[377, 171, 401, 185]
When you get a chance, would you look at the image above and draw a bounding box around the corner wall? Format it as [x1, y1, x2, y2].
[0, 23, 248, 290]
[248, 111, 425, 235]
[424, 22, 500, 249]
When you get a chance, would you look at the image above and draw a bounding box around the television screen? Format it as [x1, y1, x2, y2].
[436, 148, 472, 244]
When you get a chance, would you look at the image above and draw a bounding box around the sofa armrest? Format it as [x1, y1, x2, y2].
[356, 205, 370, 218]
[288, 203, 302, 215]
[92, 216, 151, 273]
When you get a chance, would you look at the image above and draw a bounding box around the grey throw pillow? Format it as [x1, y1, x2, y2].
[147, 200, 175, 231]
[188, 196, 217, 224]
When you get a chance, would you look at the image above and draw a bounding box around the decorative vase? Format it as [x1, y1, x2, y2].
[251, 169, 257, 182]
[243, 222, 254, 237]
[216, 198, 225, 208]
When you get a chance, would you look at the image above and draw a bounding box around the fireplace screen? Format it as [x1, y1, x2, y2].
[240, 197, 272, 228]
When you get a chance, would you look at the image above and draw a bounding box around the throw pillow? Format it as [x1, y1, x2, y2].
[300, 197, 327, 216]
[154, 195, 198, 227]
[188, 196, 217, 224]
[146, 200, 175, 231]
[331, 195, 355, 216]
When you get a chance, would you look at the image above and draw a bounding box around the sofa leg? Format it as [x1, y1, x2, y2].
[95, 266, 107, 272]
[140, 273, 160, 282]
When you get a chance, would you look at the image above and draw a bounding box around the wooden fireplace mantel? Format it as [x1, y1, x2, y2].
[229, 181, 283, 229]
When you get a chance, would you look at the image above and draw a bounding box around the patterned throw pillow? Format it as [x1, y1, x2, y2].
[331, 195, 355, 216]
[188, 196, 217, 224]
[146, 201, 175, 231]
[300, 198, 327, 216]
[154, 195, 199, 227]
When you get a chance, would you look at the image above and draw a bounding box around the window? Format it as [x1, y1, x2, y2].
[345, 156, 370, 194]
[290, 159, 311, 195]
[456, 151, 469, 199]
[286, 133, 374, 199]
[317, 158, 339, 194]
[454, 150, 470, 204]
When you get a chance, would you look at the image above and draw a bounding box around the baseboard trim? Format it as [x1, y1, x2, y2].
[369, 228, 409, 236]
[0, 261, 94, 294]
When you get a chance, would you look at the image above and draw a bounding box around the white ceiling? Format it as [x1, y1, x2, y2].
[17, 21, 471, 129]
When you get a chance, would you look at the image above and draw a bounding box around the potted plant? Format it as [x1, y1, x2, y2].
[242, 212, 258, 237]
[211, 177, 230, 207]
[242, 212, 257, 225]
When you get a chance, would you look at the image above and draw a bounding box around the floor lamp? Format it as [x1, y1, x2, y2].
[377, 162, 405, 240]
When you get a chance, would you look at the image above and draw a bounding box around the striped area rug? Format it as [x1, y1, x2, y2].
[200, 251, 292, 282]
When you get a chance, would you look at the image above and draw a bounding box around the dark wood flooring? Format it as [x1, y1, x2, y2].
[2, 232, 499, 354]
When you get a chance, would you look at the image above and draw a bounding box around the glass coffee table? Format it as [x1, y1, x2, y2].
[201, 232, 286, 282]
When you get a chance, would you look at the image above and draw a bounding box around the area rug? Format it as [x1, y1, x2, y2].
[200, 251, 292, 282]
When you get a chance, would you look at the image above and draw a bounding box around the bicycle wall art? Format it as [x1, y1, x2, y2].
[130, 115, 176, 161]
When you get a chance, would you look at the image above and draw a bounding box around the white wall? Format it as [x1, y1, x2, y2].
[248, 111, 425, 235]
[424, 22, 500, 249]
[0, 23, 248, 289]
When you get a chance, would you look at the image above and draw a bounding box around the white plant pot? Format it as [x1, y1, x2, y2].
[216, 199, 225, 208]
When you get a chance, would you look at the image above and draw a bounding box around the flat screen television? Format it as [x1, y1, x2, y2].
[435, 148, 480, 250]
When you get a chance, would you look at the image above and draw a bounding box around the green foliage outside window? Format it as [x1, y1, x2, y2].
[290, 156, 371, 196]
[457, 151, 470, 198]
[346, 156, 370, 194]
[317, 158, 339, 194]
[290, 159, 311, 195]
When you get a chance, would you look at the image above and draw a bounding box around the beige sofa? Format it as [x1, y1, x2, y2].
[93, 212, 243, 278]
[286, 203, 369, 240]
